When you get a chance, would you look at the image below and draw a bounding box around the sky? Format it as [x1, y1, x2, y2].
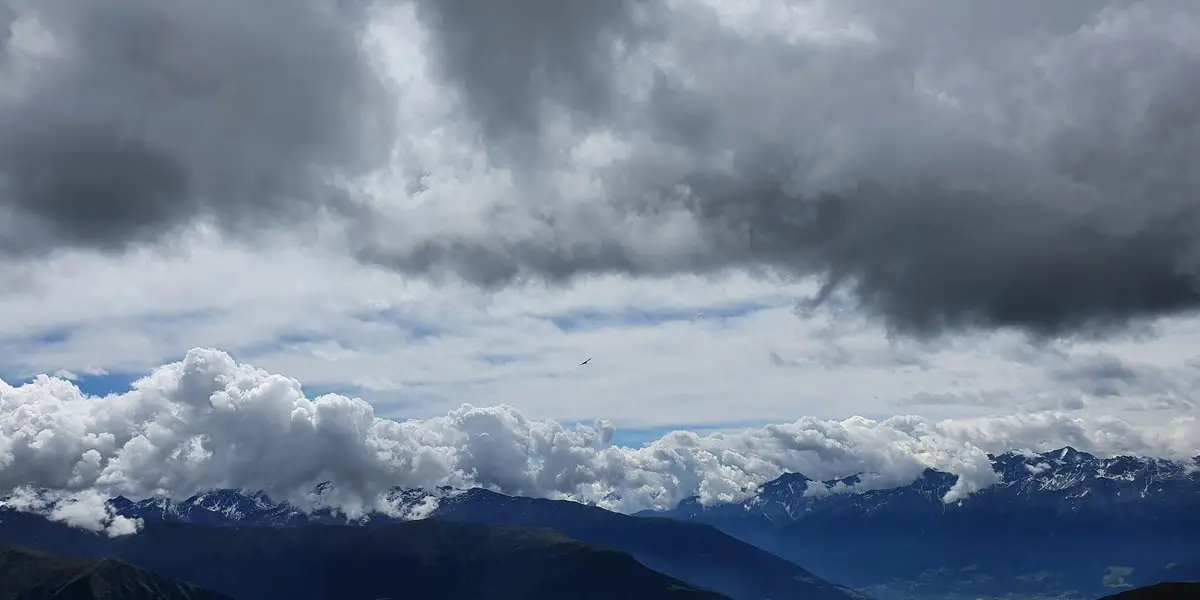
[2, 0, 1200, 534]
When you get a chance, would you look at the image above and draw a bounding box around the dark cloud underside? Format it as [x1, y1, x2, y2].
[0, 0, 392, 252]
[4, 0, 1200, 337]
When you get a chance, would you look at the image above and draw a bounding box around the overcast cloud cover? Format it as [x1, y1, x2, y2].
[2, 0, 1200, 534]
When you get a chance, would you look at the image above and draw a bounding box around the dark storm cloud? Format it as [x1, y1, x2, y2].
[0, 0, 393, 254]
[1048, 353, 1199, 409]
[6, 0, 1200, 338]
[408, 0, 654, 154]
[356, 0, 1200, 337]
[0, 4, 13, 51]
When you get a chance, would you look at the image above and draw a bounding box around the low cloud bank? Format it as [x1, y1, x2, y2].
[2, 348, 1196, 534]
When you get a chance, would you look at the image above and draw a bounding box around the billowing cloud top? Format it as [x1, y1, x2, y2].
[3, 0, 1200, 335]
[2, 348, 1197, 535]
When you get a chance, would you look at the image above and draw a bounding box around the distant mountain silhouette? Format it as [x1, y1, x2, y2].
[0, 511, 730, 600]
[0, 545, 230, 600]
[1098, 582, 1200, 599]
[425, 488, 868, 600]
[641, 448, 1200, 599]
[9, 446, 1194, 599]
[97, 486, 867, 600]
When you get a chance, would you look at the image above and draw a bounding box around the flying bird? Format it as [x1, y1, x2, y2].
[579, 358, 592, 366]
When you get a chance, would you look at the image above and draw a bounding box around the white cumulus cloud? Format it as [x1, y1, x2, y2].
[2, 348, 1196, 533]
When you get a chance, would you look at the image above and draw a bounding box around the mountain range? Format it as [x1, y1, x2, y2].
[0, 514, 729, 600]
[3, 447, 1197, 600]
[643, 447, 1200, 599]
[98, 487, 865, 600]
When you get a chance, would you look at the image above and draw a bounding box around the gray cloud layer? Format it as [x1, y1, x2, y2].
[4, 0, 1200, 336]
[0, 0, 392, 252]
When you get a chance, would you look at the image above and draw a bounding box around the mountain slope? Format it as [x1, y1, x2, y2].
[1137, 557, 1200, 588]
[0, 545, 231, 600]
[1098, 582, 1200, 600]
[429, 488, 868, 600]
[0, 511, 729, 600]
[641, 448, 1200, 600]
[100, 487, 867, 600]
[653, 448, 1200, 528]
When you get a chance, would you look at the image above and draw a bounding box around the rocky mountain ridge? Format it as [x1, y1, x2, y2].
[649, 447, 1200, 527]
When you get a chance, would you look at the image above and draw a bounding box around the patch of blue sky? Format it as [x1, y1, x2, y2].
[548, 301, 774, 333]
[67, 370, 142, 397]
[0, 368, 140, 397]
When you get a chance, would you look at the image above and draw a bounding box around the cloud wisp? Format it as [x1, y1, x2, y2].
[2, 348, 1196, 535]
[5, 0, 1200, 337]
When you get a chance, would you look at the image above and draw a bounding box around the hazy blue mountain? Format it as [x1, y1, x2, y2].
[639, 447, 1200, 600]
[10, 446, 1195, 599]
[0, 511, 729, 600]
[100, 486, 867, 600]
[416, 488, 868, 600]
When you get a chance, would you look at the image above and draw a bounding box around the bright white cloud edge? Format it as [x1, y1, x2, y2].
[2, 347, 1197, 537]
